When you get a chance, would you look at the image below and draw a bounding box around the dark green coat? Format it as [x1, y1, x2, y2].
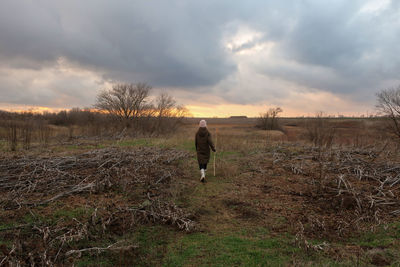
[195, 127, 216, 164]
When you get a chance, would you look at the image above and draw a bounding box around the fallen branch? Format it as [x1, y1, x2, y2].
[38, 182, 95, 206]
[65, 241, 138, 257]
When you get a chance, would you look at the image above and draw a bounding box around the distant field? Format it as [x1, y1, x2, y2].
[185, 116, 383, 125]
[185, 117, 257, 125]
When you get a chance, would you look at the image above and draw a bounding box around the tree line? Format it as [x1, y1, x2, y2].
[0, 82, 190, 150]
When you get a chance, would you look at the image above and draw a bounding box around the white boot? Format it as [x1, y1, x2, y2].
[200, 169, 205, 182]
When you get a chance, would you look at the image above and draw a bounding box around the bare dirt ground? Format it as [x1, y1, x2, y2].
[1, 119, 399, 266]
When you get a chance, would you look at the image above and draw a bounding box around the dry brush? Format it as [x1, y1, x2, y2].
[0, 146, 195, 265]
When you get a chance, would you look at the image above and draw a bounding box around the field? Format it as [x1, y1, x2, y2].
[1, 118, 400, 266]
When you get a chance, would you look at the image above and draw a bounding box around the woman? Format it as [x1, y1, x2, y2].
[195, 120, 216, 182]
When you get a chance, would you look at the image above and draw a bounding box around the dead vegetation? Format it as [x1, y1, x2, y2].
[256, 107, 284, 131]
[376, 85, 400, 140]
[303, 113, 336, 148]
[0, 147, 195, 265]
[249, 142, 400, 240]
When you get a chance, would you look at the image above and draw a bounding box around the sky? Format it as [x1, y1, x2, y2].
[0, 0, 399, 117]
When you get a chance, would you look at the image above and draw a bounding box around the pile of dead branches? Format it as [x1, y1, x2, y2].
[0, 146, 196, 265]
[269, 143, 400, 237]
[129, 199, 196, 232]
[0, 146, 188, 209]
[1, 199, 195, 266]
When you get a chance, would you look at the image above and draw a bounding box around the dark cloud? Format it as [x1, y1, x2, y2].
[0, 0, 399, 110]
[0, 0, 236, 88]
[247, 0, 400, 100]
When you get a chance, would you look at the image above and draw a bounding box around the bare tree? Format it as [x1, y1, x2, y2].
[154, 92, 191, 133]
[376, 85, 400, 139]
[174, 105, 190, 119]
[257, 107, 283, 130]
[21, 119, 33, 150]
[304, 112, 335, 148]
[155, 92, 175, 131]
[6, 121, 18, 151]
[170, 105, 190, 129]
[94, 83, 151, 127]
[156, 92, 176, 118]
[37, 120, 52, 145]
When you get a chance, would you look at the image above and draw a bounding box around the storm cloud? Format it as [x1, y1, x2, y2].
[0, 0, 399, 114]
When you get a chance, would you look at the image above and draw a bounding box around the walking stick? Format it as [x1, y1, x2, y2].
[213, 128, 218, 177]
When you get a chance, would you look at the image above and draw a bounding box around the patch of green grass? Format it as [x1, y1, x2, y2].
[0, 140, 7, 151]
[0, 222, 17, 248]
[20, 207, 93, 226]
[238, 227, 270, 238]
[53, 207, 93, 220]
[23, 213, 42, 224]
[75, 257, 114, 267]
[163, 227, 365, 267]
[164, 232, 297, 267]
[0, 222, 16, 231]
[352, 222, 400, 248]
[132, 226, 173, 263]
[96, 144, 107, 149]
[177, 140, 196, 152]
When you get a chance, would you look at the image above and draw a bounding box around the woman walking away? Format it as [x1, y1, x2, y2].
[195, 120, 216, 182]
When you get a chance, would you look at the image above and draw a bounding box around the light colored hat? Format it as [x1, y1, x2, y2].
[199, 119, 207, 127]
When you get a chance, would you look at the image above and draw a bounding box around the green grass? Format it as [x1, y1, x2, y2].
[117, 138, 156, 147]
[114, 137, 242, 157]
[351, 222, 400, 248]
[175, 139, 196, 152]
[164, 231, 298, 267]
[131, 226, 174, 264]
[75, 257, 114, 267]
[0, 140, 7, 151]
[0, 222, 16, 231]
[215, 150, 241, 159]
[121, 138, 196, 152]
[20, 207, 94, 228]
[53, 207, 93, 220]
[23, 213, 42, 224]
[0, 222, 16, 249]
[163, 228, 354, 267]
